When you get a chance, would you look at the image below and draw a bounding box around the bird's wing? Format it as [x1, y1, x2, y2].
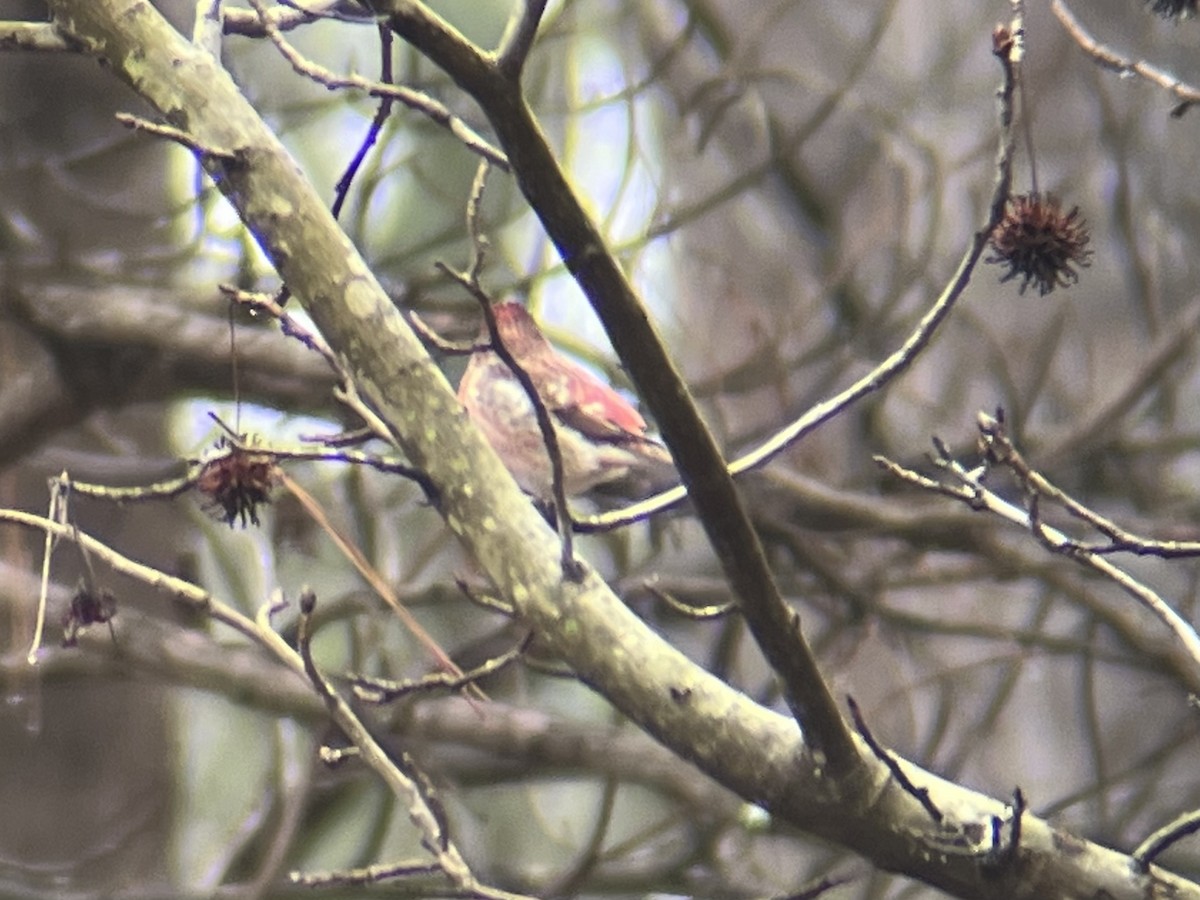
[538, 354, 650, 440]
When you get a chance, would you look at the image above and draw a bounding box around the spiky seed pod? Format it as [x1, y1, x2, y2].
[196, 444, 278, 526]
[62, 583, 117, 647]
[987, 193, 1093, 296]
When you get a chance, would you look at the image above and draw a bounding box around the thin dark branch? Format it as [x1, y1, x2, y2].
[1134, 808, 1200, 871]
[437, 163, 582, 578]
[984, 786, 1026, 873]
[847, 696, 942, 824]
[496, 0, 548, 78]
[976, 410, 1200, 558]
[405, 308, 488, 355]
[443, 266, 581, 579]
[114, 112, 238, 161]
[643, 582, 736, 620]
[220, 284, 340, 371]
[247, 0, 510, 171]
[353, 633, 532, 703]
[1008, 787, 1025, 867]
[331, 23, 395, 220]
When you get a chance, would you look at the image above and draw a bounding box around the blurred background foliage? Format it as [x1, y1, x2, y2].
[3, 0, 1200, 897]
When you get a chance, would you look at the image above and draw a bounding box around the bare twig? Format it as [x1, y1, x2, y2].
[581, 20, 1021, 533]
[380, 0, 904, 776]
[1053, 0, 1200, 117]
[222, 1, 364, 36]
[28, 475, 71, 663]
[220, 284, 341, 371]
[877, 436, 1200, 685]
[56, 437, 433, 506]
[437, 163, 582, 579]
[1134, 808, 1200, 871]
[290, 589, 522, 897]
[455, 576, 516, 617]
[1007, 1, 1038, 194]
[984, 786, 1026, 873]
[976, 410, 1200, 558]
[5, 509, 260, 644]
[1008, 787, 1025, 867]
[496, 0, 548, 78]
[643, 582, 736, 620]
[246, 0, 510, 170]
[847, 696, 942, 824]
[404, 308, 488, 355]
[275, 0, 368, 23]
[114, 112, 239, 161]
[278, 471, 479, 698]
[353, 633, 532, 703]
[290, 859, 443, 888]
[330, 23, 394, 220]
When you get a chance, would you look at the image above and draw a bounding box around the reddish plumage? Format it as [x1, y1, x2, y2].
[457, 301, 673, 497]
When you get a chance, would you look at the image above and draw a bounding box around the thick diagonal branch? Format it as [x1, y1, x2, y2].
[375, 0, 859, 776]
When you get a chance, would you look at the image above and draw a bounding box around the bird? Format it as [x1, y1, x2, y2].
[456, 301, 674, 498]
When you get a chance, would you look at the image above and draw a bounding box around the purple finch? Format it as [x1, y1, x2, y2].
[457, 301, 674, 498]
